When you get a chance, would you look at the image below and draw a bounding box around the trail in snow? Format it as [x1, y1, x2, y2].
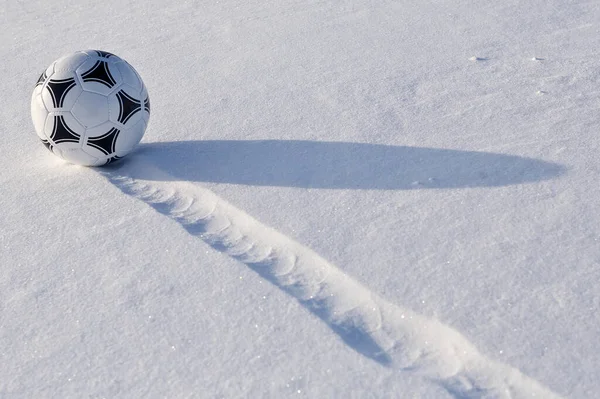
[101, 157, 562, 399]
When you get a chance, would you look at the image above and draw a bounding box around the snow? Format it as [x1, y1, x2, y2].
[1, 0, 600, 397]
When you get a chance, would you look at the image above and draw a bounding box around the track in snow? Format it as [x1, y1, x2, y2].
[101, 157, 562, 399]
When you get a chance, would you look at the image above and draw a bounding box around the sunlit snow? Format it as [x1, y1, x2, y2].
[2, 0, 599, 397]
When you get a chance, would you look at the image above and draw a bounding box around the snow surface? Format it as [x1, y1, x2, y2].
[2, 0, 600, 397]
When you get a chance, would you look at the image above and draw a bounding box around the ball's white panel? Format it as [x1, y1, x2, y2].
[76, 57, 99, 76]
[141, 82, 148, 99]
[142, 108, 150, 126]
[50, 146, 63, 159]
[53, 52, 90, 73]
[46, 70, 75, 82]
[32, 84, 44, 99]
[108, 86, 143, 127]
[81, 145, 109, 161]
[53, 142, 98, 166]
[71, 91, 109, 128]
[44, 62, 55, 77]
[76, 56, 123, 96]
[115, 61, 142, 93]
[85, 121, 118, 139]
[115, 118, 146, 155]
[31, 88, 49, 139]
[41, 74, 82, 111]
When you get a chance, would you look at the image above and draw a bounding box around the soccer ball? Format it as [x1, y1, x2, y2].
[30, 50, 150, 166]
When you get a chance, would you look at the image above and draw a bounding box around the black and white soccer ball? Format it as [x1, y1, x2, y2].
[30, 50, 150, 166]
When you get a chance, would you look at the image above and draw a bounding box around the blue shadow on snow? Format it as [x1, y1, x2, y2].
[117, 140, 566, 189]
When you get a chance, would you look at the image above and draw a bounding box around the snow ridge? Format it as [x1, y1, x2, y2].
[102, 160, 561, 399]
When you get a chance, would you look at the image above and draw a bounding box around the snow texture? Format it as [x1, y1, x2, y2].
[103, 157, 561, 398]
[2, 0, 600, 397]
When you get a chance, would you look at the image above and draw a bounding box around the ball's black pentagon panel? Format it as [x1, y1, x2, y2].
[81, 60, 117, 88]
[87, 127, 120, 155]
[116, 90, 142, 124]
[144, 96, 150, 114]
[50, 114, 80, 144]
[46, 78, 76, 108]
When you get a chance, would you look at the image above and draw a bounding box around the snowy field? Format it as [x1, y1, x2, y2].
[2, 0, 600, 397]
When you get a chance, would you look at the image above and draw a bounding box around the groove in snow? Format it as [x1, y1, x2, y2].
[101, 160, 561, 399]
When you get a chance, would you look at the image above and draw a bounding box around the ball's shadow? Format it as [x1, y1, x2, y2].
[114, 140, 566, 189]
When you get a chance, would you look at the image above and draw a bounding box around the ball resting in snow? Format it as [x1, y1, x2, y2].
[30, 50, 150, 166]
